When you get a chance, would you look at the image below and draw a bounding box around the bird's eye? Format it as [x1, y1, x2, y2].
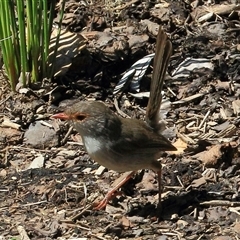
[75, 114, 87, 121]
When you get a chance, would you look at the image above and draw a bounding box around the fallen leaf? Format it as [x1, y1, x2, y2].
[170, 138, 188, 154]
[192, 143, 233, 167]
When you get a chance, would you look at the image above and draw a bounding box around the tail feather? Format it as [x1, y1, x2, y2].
[146, 27, 172, 130]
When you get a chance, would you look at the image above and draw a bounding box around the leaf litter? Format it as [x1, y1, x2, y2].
[0, 0, 240, 239]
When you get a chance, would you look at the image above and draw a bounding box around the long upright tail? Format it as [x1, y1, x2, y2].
[146, 27, 172, 131]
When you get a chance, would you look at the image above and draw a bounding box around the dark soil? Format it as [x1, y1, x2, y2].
[1, 0, 240, 239]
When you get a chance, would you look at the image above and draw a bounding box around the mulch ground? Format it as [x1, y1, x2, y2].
[1, 0, 240, 239]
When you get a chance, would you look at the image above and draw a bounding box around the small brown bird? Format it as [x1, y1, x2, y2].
[52, 27, 176, 210]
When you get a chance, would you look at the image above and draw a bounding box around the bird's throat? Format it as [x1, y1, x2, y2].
[83, 136, 104, 155]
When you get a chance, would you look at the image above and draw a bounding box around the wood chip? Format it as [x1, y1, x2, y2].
[232, 100, 240, 115]
[172, 93, 205, 105]
[95, 165, 107, 176]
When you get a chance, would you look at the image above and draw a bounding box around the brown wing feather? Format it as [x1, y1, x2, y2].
[117, 118, 176, 152]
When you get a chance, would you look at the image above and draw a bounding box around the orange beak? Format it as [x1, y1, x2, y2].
[51, 112, 70, 120]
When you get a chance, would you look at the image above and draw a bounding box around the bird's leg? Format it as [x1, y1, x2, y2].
[157, 165, 162, 214]
[94, 171, 136, 210]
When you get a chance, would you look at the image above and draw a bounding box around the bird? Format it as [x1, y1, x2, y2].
[52, 27, 176, 210]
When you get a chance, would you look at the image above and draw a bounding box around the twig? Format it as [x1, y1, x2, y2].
[167, 87, 176, 97]
[66, 141, 83, 145]
[62, 126, 73, 145]
[172, 93, 205, 105]
[71, 204, 93, 221]
[197, 234, 205, 240]
[0, 95, 11, 105]
[89, 233, 107, 240]
[113, 97, 130, 118]
[176, 175, 185, 188]
[61, 222, 90, 231]
[21, 200, 48, 207]
[198, 110, 211, 129]
[114, 0, 139, 10]
[164, 186, 183, 190]
[0, 145, 53, 152]
[200, 200, 240, 207]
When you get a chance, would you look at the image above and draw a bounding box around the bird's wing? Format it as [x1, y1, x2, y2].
[112, 118, 176, 153]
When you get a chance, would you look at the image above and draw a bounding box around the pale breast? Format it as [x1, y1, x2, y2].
[83, 136, 103, 155]
[82, 135, 161, 172]
[83, 136, 122, 171]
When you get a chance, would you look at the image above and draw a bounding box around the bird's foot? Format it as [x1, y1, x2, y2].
[93, 191, 123, 210]
[93, 171, 136, 210]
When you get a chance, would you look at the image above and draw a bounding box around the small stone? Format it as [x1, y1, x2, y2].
[27, 154, 45, 169]
[24, 121, 59, 149]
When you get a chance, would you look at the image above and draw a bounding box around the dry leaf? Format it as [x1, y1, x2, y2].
[170, 138, 188, 154]
[192, 144, 233, 167]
